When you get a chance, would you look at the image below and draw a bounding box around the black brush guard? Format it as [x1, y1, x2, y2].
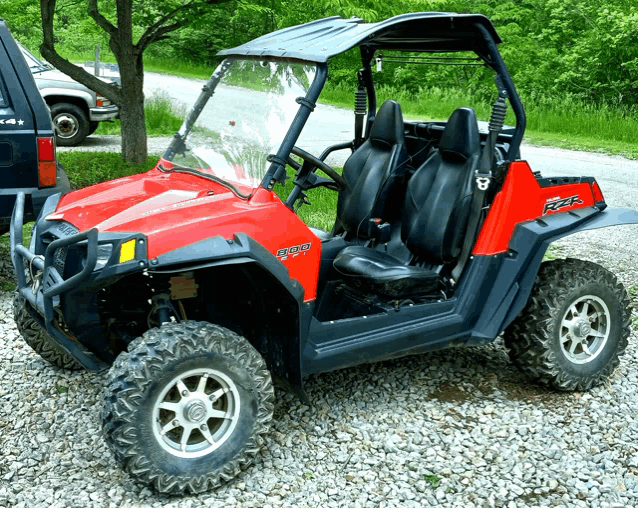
[10, 192, 108, 371]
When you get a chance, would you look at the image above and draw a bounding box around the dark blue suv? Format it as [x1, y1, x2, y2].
[0, 19, 70, 234]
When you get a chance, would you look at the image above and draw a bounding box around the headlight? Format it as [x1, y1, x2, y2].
[95, 244, 113, 270]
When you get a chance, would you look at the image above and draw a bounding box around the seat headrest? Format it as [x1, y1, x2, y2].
[439, 107, 480, 160]
[369, 100, 405, 146]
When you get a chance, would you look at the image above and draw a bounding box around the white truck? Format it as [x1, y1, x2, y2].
[19, 44, 120, 146]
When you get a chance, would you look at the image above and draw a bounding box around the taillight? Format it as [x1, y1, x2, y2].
[590, 181, 607, 210]
[37, 137, 57, 188]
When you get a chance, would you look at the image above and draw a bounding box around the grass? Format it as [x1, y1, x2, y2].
[543, 244, 564, 262]
[60, 47, 213, 81]
[57, 44, 638, 157]
[95, 93, 184, 137]
[273, 167, 340, 232]
[321, 83, 638, 158]
[423, 474, 441, 488]
[58, 152, 158, 190]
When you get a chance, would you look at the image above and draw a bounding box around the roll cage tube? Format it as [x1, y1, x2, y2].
[474, 23, 526, 161]
[261, 63, 328, 190]
[359, 46, 376, 139]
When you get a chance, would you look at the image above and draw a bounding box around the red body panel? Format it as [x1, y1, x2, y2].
[48, 168, 321, 302]
[474, 161, 597, 256]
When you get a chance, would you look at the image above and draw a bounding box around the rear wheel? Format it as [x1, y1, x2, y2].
[101, 321, 275, 494]
[50, 103, 89, 146]
[13, 294, 82, 370]
[504, 258, 631, 391]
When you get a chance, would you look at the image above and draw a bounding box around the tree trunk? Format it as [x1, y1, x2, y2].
[118, 51, 147, 164]
[119, 87, 147, 164]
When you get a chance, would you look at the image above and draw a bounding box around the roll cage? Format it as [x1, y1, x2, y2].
[217, 13, 526, 191]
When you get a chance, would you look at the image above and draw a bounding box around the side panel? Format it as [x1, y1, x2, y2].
[470, 207, 638, 341]
[474, 161, 596, 256]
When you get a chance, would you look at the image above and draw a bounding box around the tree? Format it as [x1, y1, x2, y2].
[39, 0, 230, 163]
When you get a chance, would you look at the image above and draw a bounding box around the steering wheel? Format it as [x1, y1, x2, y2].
[290, 146, 346, 190]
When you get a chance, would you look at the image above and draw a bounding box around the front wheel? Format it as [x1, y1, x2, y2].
[101, 321, 275, 494]
[504, 258, 631, 391]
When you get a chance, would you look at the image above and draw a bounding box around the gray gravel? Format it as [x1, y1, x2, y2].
[10, 115, 638, 506]
[0, 237, 636, 507]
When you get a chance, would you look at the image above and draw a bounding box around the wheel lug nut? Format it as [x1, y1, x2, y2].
[209, 395, 216, 402]
[181, 390, 189, 397]
[200, 424, 207, 431]
[173, 419, 179, 426]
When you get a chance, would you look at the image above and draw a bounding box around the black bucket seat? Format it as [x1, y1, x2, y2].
[311, 99, 408, 241]
[332, 107, 481, 298]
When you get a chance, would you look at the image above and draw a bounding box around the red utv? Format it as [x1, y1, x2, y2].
[10, 13, 638, 494]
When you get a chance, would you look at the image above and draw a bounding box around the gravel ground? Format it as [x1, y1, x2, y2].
[6, 134, 638, 507]
[0, 238, 636, 508]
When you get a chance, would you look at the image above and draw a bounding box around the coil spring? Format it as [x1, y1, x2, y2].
[355, 89, 367, 114]
[488, 96, 507, 133]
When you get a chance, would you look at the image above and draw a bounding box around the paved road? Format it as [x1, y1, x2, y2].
[152, 71, 638, 283]
[142, 72, 638, 201]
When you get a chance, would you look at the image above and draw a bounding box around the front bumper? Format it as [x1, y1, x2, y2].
[89, 104, 119, 122]
[10, 192, 147, 371]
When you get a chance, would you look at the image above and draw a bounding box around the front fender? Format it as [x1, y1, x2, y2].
[470, 207, 638, 341]
[151, 233, 312, 400]
[40, 87, 93, 107]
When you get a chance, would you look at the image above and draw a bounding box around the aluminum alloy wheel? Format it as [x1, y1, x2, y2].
[559, 295, 610, 365]
[152, 368, 240, 458]
[53, 113, 79, 139]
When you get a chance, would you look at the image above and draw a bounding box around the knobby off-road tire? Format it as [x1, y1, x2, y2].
[504, 258, 631, 391]
[101, 321, 275, 494]
[13, 294, 82, 370]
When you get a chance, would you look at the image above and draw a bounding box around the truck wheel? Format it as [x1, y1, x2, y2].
[101, 321, 275, 494]
[50, 103, 89, 146]
[504, 258, 631, 391]
[13, 294, 82, 370]
[88, 121, 99, 136]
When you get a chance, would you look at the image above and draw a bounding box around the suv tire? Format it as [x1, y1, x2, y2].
[101, 321, 275, 494]
[13, 293, 82, 370]
[504, 258, 631, 391]
[51, 103, 89, 146]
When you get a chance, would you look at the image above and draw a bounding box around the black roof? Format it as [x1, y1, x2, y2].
[217, 13, 502, 63]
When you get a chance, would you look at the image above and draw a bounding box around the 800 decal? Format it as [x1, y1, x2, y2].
[276, 243, 311, 261]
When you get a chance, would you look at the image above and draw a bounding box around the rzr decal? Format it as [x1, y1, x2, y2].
[543, 195, 583, 215]
[276, 243, 311, 261]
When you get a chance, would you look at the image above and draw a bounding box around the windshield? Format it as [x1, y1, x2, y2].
[18, 45, 48, 72]
[163, 58, 317, 192]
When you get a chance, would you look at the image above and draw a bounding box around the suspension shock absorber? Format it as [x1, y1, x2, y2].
[353, 70, 367, 149]
[149, 275, 176, 326]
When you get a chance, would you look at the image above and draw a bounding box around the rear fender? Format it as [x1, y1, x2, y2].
[470, 207, 638, 341]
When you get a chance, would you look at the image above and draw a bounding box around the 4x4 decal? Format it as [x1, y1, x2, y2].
[276, 243, 311, 261]
[543, 195, 583, 215]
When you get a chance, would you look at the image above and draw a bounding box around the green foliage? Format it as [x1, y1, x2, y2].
[423, 474, 441, 488]
[96, 93, 185, 137]
[58, 152, 158, 190]
[6, 0, 638, 115]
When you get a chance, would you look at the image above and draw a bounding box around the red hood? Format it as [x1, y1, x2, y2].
[51, 169, 239, 234]
[47, 169, 322, 302]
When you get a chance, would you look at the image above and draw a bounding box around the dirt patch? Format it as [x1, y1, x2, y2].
[430, 382, 474, 403]
[496, 376, 574, 409]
